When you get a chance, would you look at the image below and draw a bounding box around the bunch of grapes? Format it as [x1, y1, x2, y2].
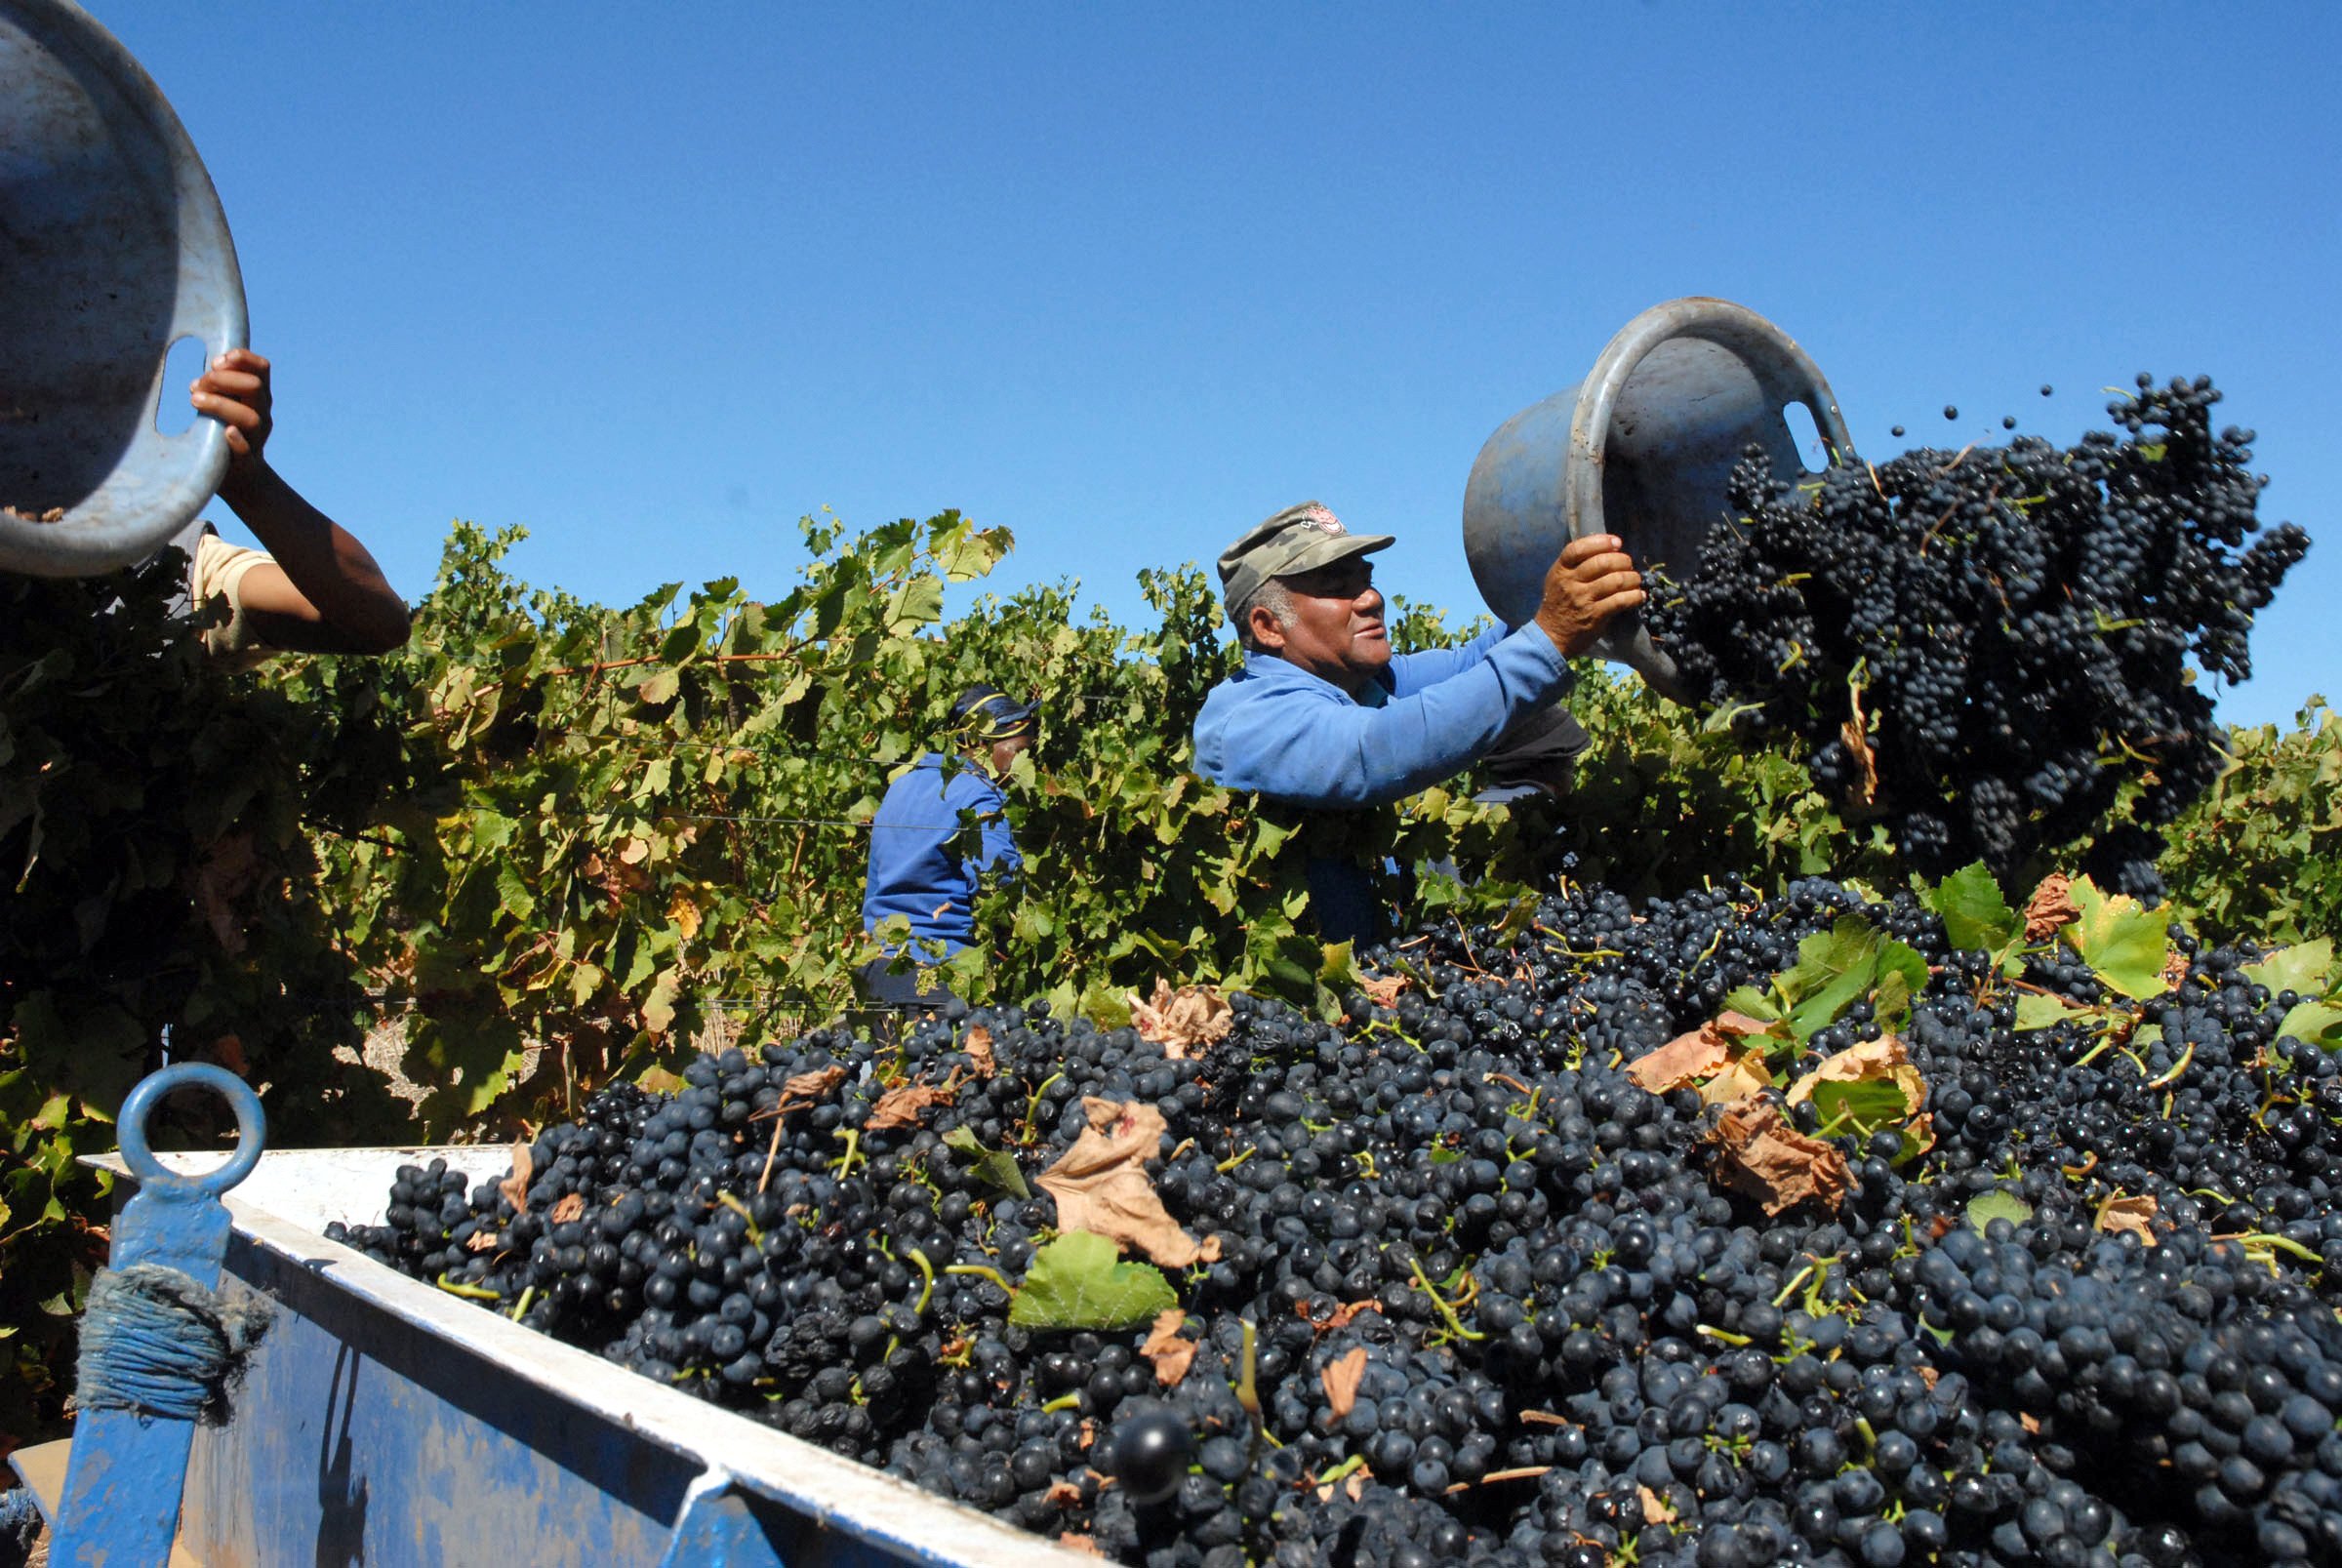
[334, 876, 2342, 1567]
[1642, 376, 2309, 899]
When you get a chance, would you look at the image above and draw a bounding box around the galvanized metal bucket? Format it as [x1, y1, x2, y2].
[0, 0, 247, 578]
[1462, 298, 1854, 698]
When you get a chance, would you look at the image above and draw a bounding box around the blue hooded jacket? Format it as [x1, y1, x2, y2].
[861, 754, 1021, 955]
[1191, 622, 1572, 942]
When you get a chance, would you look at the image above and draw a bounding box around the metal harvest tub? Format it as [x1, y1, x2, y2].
[0, 0, 248, 579]
[36, 1142, 1091, 1568]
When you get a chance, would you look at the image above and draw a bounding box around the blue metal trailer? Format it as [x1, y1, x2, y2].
[12, 1070, 1083, 1567]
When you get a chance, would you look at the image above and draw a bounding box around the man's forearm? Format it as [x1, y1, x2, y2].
[218, 460, 410, 652]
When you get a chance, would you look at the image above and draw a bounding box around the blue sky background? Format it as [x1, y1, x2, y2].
[103, 3, 2336, 727]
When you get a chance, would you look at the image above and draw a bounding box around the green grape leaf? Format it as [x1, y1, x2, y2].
[1773, 918, 1926, 1043]
[944, 1127, 1032, 1200]
[1719, 985, 1784, 1024]
[1809, 1076, 1913, 1134]
[1929, 863, 2019, 956]
[2241, 939, 2336, 1001]
[1317, 940, 1364, 992]
[2276, 1001, 2342, 1053]
[1009, 1231, 1177, 1332]
[883, 576, 946, 634]
[2014, 992, 2092, 1032]
[1966, 1189, 2035, 1230]
[2069, 877, 2172, 1000]
[1780, 918, 1885, 1041]
[1872, 969, 1916, 1035]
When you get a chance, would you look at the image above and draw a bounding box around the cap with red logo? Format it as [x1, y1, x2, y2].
[1216, 502, 1394, 629]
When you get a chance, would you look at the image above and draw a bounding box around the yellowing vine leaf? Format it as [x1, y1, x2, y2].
[866, 1080, 956, 1132]
[1036, 1099, 1220, 1267]
[1140, 1308, 1197, 1387]
[2095, 1192, 2160, 1245]
[498, 1140, 534, 1215]
[1127, 980, 1233, 1059]
[1321, 1347, 1368, 1419]
[962, 1024, 997, 1077]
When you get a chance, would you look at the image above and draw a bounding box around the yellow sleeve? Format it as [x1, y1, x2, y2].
[189, 528, 277, 670]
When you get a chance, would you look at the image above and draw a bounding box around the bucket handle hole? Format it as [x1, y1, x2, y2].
[1781, 402, 1829, 473]
[155, 336, 211, 438]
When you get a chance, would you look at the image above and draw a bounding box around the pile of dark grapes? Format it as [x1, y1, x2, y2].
[336, 880, 2342, 1566]
[1641, 376, 2310, 900]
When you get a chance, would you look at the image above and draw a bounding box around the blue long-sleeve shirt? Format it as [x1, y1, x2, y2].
[861, 754, 1021, 955]
[1191, 623, 1572, 941]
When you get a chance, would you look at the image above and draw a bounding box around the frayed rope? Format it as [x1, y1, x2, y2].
[73, 1263, 273, 1425]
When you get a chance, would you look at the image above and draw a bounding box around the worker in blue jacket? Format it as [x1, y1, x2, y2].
[1191, 501, 1642, 943]
[858, 684, 1038, 1008]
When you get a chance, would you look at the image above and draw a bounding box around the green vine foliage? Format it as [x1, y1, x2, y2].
[4, 508, 2334, 1452]
[0, 556, 406, 1448]
[2159, 699, 2341, 945]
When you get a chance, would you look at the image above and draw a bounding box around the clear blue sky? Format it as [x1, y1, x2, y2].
[104, 3, 2336, 727]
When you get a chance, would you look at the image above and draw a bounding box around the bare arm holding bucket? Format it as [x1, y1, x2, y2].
[191, 349, 410, 655]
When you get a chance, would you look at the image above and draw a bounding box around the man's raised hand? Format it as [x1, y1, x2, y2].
[190, 348, 274, 476]
[1533, 533, 1645, 657]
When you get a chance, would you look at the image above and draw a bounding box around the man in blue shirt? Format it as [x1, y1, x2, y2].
[858, 684, 1038, 1008]
[1191, 502, 1641, 943]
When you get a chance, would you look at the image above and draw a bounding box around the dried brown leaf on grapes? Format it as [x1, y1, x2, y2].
[1639, 1485, 1677, 1525]
[866, 1080, 956, 1132]
[1627, 1027, 1730, 1093]
[549, 1192, 586, 1225]
[498, 1140, 534, 1215]
[1140, 1308, 1197, 1387]
[1840, 682, 1880, 812]
[2095, 1192, 2160, 1246]
[1359, 974, 1408, 1007]
[1321, 1347, 1368, 1419]
[962, 1024, 997, 1078]
[757, 1065, 847, 1120]
[1708, 1101, 1850, 1216]
[1630, 1011, 1777, 1095]
[1036, 1099, 1222, 1268]
[1127, 979, 1233, 1058]
[1787, 1035, 1926, 1112]
[2024, 873, 2080, 942]
[1698, 1051, 1774, 1108]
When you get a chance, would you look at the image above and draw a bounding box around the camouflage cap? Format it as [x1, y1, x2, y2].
[1217, 502, 1394, 629]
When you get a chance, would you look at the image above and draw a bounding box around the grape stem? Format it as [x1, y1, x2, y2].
[434, 1274, 501, 1303]
[1022, 1072, 1064, 1143]
[1234, 1316, 1265, 1451]
[715, 1190, 764, 1246]
[946, 1262, 1015, 1297]
[1408, 1257, 1486, 1343]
